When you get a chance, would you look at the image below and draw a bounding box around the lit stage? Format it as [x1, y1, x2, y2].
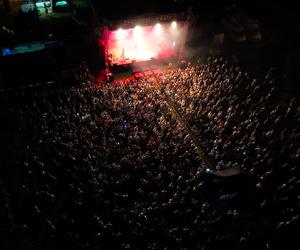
[106, 21, 187, 66]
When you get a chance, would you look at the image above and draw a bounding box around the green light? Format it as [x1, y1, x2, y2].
[36, 2, 44, 8]
[35, 1, 51, 9]
[55, 1, 68, 7]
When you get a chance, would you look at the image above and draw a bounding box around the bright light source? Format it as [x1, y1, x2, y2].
[135, 25, 141, 30]
[134, 25, 142, 37]
[171, 21, 177, 29]
[55, 1, 68, 7]
[155, 23, 162, 34]
[116, 28, 125, 40]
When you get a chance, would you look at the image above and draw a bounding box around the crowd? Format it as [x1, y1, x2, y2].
[162, 58, 298, 192]
[161, 57, 299, 244]
[0, 57, 298, 249]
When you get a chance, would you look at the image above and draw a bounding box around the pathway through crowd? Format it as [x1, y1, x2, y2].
[142, 69, 215, 171]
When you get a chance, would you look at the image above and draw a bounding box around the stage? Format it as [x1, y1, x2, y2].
[106, 58, 175, 82]
[98, 15, 189, 83]
[104, 20, 188, 72]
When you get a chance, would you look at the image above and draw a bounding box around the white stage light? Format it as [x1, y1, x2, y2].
[134, 25, 142, 37]
[155, 23, 162, 34]
[171, 21, 177, 29]
[116, 28, 125, 40]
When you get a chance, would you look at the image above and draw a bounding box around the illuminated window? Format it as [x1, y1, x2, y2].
[55, 1, 68, 7]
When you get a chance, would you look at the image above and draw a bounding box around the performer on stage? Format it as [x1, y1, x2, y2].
[121, 48, 125, 59]
[120, 48, 125, 63]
